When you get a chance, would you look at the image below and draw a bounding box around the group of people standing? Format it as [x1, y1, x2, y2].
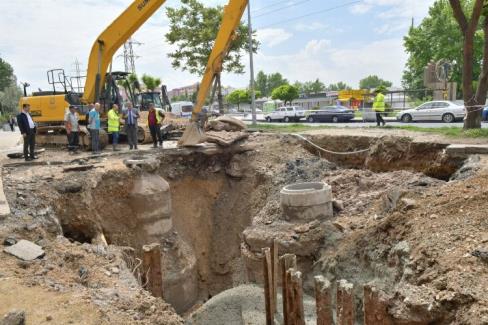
[16, 101, 165, 161]
[64, 101, 165, 154]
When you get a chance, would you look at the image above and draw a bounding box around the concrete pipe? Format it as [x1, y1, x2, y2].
[129, 174, 173, 243]
[280, 182, 333, 222]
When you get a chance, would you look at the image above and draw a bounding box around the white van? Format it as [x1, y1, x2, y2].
[171, 101, 194, 119]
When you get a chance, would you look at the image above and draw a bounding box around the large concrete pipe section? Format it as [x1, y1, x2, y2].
[280, 182, 333, 221]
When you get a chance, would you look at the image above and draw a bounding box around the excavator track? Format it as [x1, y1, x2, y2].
[36, 125, 108, 150]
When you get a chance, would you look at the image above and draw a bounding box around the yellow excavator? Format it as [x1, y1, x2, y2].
[18, 0, 248, 148]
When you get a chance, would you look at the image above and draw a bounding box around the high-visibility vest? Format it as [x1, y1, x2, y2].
[373, 93, 385, 112]
[149, 109, 163, 125]
[107, 109, 120, 132]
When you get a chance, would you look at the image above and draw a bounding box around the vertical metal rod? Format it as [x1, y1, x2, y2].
[247, 1, 257, 126]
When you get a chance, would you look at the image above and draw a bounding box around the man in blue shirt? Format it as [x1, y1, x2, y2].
[88, 103, 101, 154]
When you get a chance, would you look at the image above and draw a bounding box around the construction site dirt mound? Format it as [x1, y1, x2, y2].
[1, 130, 487, 324]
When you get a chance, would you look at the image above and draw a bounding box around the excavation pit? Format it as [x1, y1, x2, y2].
[2, 132, 484, 324]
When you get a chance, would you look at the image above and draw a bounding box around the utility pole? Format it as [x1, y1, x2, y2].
[247, 1, 257, 126]
[121, 38, 142, 74]
[72, 58, 83, 93]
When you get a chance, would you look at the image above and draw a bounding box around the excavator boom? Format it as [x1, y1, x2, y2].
[179, 0, 248, 146]
[83, 0, 166, 104]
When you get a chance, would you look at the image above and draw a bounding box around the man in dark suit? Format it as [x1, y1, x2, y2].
[17, 104, 37, 161]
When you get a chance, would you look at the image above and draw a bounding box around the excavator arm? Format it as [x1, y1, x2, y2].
[82, 0, 166, 104]
[178, 0, 249, 146]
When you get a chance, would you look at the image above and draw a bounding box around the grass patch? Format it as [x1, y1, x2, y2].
[380, 125, 488, 138]
[248, 123, 334, 133]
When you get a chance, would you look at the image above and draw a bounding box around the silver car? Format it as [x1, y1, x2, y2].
[397, 101, 465, 123]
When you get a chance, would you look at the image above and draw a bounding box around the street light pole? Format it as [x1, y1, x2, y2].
[247, 0, 256, 126]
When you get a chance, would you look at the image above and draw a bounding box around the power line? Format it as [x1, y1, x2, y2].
[254, 0, 312, 18]
[252, 0, 288, 13]
[257, 1, 361, 29]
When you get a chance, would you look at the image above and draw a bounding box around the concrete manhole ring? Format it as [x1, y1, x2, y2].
[280, 182, 333, 221]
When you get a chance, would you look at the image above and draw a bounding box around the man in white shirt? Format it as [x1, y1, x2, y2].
[17, 104, 37, 161]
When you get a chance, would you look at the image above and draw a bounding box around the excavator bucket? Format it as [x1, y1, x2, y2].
[178, 121, 207, 146]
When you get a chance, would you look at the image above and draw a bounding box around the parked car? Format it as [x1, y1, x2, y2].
[265, 106, 306, 122]
[482, 106, 488, 121]
[306, 106, 354, 123]
[396, 101, 465, 123]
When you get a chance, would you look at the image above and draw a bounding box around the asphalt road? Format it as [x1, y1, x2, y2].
[234, 115, 488, 128]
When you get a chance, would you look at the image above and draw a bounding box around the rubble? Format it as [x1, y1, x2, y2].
[0, 130, 487, 324]
[1, 310, 25, 325]
[3, 240, 45, 261]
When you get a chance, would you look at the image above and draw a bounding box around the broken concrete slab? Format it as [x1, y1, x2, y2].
[206, 131, 249, 147]
[208, 116, 246, 131]
[3, 240, 45, 261]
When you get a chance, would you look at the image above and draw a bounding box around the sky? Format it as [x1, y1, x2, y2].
[0, 0, 436, 92]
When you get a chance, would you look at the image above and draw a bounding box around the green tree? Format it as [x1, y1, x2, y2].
[226, 89, 248, 110]
[327, 82, 351, 91]
[117, 73, 139, 102]
[359, 75, 392, 89]
[0, 57, 21, 116]
[141, 74, 161, 91]
[267, 73, 288, 94]
[0, 57, 14, 92]
[271, 84, 299, 105]
[256, 71, 269, 97]
[310, 78, 326, 93]
[448, 0, 488, 129]
[403, 0, 483, 93]
[165, 0, 259, 112]
[0, 82, 22, 115]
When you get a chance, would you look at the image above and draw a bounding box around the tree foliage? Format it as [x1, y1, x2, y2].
[226, 89, 262, 109]
[359, 75, 392, 89]
[255, 71, 288, 97]
[226, 89, 248, 109]
[117, 73, 140, 96]
[0, 57, 14, 92]
[141, 74, 161, 91]
[448, 0, 488, 129]
[271, 84, 299, 105]
[0, 57, 21, 115]
[165, 0, 258, 76]
[294, 79, 326, 96]
[403, 0, 483, 91]
[327, 82, 351, 91]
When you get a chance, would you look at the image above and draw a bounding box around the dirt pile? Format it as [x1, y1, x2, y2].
[1, 130, 486, 324]
[316, 160, 488, 324]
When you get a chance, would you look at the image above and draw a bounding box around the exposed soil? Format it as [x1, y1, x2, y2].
[1, 128, 487, 324]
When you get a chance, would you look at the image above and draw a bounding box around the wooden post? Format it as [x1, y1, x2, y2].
[280, 254, 296, 325]
[262, 247, 273, 325]
[336, 280, 354, 325]
[315, 276, 333, 325]
[291, 271, 305, 325]
[286, 269, 295, 324]
[363, 285, 393, 325]
[271, 239, 279, 315]
[142, 243, 163, 298]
